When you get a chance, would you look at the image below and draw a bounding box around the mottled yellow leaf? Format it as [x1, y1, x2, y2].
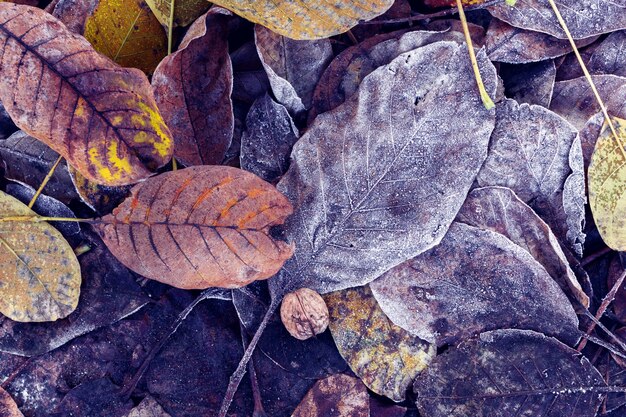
[588, 116, 626, 250]
[84, 0, 167, 75]
[210, 0, 395, 40]
[0, 191, 81, 322]
[144, 0, 210, 27]
[324, 286, 434, 402]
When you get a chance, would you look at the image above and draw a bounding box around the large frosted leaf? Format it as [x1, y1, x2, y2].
[270, 41, 497, 297]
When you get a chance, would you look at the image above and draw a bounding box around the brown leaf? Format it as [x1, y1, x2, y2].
[499, 60, 556, 108]
[292, 374, 369, 417]
[152, 9, 233, 166]
[414, 329, 605, 417]
[370, 222, 580, 346]
[0, 3, 173, 186]
[457, 186, 589, 308]
[51, 0, 98, 35]
[0, 387, 23, 417]
[255, 24, 333, 115]
[96, 166, 294, 289]
[488, 0, 626, 40]
[270, 41, 497, 297]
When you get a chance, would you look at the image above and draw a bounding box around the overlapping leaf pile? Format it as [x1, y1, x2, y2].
[0, 0, 625, 416]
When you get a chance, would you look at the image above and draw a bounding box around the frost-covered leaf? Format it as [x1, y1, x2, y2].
[126, 396, 171, 417]
[270, 41, 497, 297]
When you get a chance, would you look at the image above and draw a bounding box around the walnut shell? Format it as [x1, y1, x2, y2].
[280, 288, 329, 340]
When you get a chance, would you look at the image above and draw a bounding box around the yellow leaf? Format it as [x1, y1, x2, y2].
[84, 0, 167, 75]
[144, 0, 210, 27]
[210, 0, 395, 40]
[0, 191, 81, 322]
[588, 116, 626, 250]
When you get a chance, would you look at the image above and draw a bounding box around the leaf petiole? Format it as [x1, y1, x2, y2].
[0, 215, 95, 223]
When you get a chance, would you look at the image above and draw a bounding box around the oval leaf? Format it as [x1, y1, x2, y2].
[210, 0, 394, 40]
[0, 191, 81, 322]
[588, 116, 626, 250]
[96, 166, 294, 289]
[292, 374, 369, 417]
[0, 3, 174, 186]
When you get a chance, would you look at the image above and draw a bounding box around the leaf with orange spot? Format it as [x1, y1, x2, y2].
[0, 3, 173, 186]
[95, 166, 294, 289]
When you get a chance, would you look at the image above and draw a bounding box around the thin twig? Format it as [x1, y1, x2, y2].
[581, 247, 613, 266]
[28, 154, 63, 209]
[361, 0, 505, 25]
[581, 332, 626, 361]
[239, 322, 267, 417]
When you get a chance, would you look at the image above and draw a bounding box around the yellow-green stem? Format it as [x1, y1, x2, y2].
[0, 215, 95, 223]
[456, 0, 494, 110]
[28, 154, 63, 209]
[167, 0, 175, 54]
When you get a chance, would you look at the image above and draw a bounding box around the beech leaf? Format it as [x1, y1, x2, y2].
[588, 116, 626, 250]
[96, 166, 294, 289]
[414, 329, 605, 417]
[270, 41, 497, 297]
[0, 191, 81, 322]
[0, 3, 174, 186]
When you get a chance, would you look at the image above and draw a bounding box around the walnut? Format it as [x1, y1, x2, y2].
[280, 288, 329, 340]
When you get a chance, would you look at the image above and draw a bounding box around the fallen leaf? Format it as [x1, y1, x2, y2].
[415, 329, 605, 417]
[588, 30, 626, 77]
[126, 396, 171, 417]
[0, 191, 81, 322]
[69, 165, 132, 215]
[96, 166, 294, 289]
[457, 186, 588, 307]
[83, 0, 167, 75]
[210, 0, 394, 40]
[0, 3, 174, 186]
[488, 0, 626, 40]
[144, 0, 209, 28]
[0, 387, 23, 417]
[324, 285, 434, 402]
[49, 378, 133, 417]
[51, 0, 98, 35]
[0, 102, 17, 139]
[370, 222, 580, 346]
[240, 94, 299, 183]
[292, 374, 369, 417]
[588, 116, 626, 250]
[152, 8, 233, 166]
[270, 41, 497, 297]
[499, 60, 556, 108]
[255, 24, 333, 115]
[476, 98, 585, 255]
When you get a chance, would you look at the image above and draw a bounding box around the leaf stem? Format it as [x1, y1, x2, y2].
[28, 154, 63, 209]
[167, 0, 175, 55]
[456, 0, 494, 110]
[546, 0, 626, 158]
[0, 215, 95, 223]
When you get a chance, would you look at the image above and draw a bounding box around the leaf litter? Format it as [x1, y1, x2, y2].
[0, 0, 625, 416]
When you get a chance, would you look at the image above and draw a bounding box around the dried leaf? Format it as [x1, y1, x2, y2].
[49, 378, 132, 417]
[589, 31, 626, 77]
[415, 329, 605, 417]
[0, 102, 17, 139]
[0, 3, 173, 186]
[96, 166, 294, 289]
[255, 24, 333, 115]
[126, 396, 171, 417]
[499, 60, 556, 108]
[270, 41, 497, 297]
[152, 9, 233, 166]
[370, 222, 580, 346]
[51, 0, 98, 35]
[0, 387, 23, 417]
[588, 116, 626, 250]
[324, 285, 434, 402]
[457, 186, 588, 307]
[210, 0, 394, 40]
[144, 0, 210, 28]
[488, 0, 626, 40]
[292, 374, 369, 417]
[476, 98, 585, 254]
[240, 94, 299, 183]
[0, 131, 77, 205]
[69, 164, 132, 215]
[0, 191, 80, 322]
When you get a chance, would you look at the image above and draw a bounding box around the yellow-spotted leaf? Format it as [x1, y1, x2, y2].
[0, 3, 174, 186]
[210, 0, 395, 40]
[0, 191, 81, 322]
[84, 0, 167, 75]
[144, 0, 210, 28]
[324, 286, 435, 402]
[588, 116, 626, 250]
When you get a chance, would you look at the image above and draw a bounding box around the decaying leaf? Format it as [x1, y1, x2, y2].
[144, 0, 209, 28]
[588, 116, 626, 250]
[270, 41, 497, 297]
[488, 0, 626, 40]
[324, 285, 434, 402]
[0, 387, 23, 417]
[96, 166, 294, 289]
[499, 60, 556, 108]
[210, 0, 394, 40]
[477, 98, 585, 254]
[240, 94, 299, 183]
[49, 378, 133, 417]
[152, 8, 233, 166]
[255, 24, 333, 115]
[0, 3, 174, 186]
[588, 30, 626, 77]
[51, 0, 98, 35]
[370, 222, 580, 346]
[126, 396, 171, 417]
[292, 374, 369, 417]
[83, 0, 167, 75]
[69, 165, 132, 215]
[414, 329, 605, 417]
[0, 191, 81, 322]
[457, 186, 588, 307]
